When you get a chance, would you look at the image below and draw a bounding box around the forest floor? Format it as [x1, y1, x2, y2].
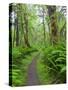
[27, 53, 40, 86]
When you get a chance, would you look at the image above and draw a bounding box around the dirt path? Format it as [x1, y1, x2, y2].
[27, 53, 40, 86]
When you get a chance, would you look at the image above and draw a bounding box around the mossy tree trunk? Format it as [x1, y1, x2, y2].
[47, 6, 58, 45]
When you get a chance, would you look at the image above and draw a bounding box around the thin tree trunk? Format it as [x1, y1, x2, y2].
[20, 10, 24, 46]
[15, 17, 19, 46]
[13, 28, 15, 47]
[42, 7, 46, 44]
[15, 5, 19, 46]
[60, 21, 66, 40]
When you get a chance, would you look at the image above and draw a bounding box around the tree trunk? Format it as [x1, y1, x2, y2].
[60, 21, 66, 41]
[15, 5, 19, 46]
[47, 6, 58, 45]
[13, 28, 16, 47]
[24, 13, 30, 47]
[15, 17, 19, 46]
[42, 7, 46, 44]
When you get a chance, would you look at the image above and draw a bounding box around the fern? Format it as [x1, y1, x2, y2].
[42, 42, 66, 83]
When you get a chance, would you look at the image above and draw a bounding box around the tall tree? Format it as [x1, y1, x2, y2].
[23, 5, 30, 47]
[42, 7, 46, 44]
[47, 6, 58, 45]
[15, 5, 19, 46]
[23, 13, 30, 47]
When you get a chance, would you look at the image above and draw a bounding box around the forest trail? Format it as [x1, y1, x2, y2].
[27, 53, 40, 86]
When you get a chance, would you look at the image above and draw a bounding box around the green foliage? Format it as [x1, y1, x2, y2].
[12, 48, 21, 59]
[10, 47, 37, 86]
[56, 12, 66, 32]
[42, 42, 66, 83]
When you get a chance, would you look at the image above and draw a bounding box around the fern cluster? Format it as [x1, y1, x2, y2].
[9, 47, 37, 86]
[42, 42, 66, 83]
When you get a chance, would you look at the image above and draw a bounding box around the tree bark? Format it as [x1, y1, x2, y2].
[15, 5, 19, 46]
[42, 7, 46, 44]
[24, 13, 30, 47]
[13, 27, 16, 47]
[47, 6, 58, 45]
[15, 17, 19, 46]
